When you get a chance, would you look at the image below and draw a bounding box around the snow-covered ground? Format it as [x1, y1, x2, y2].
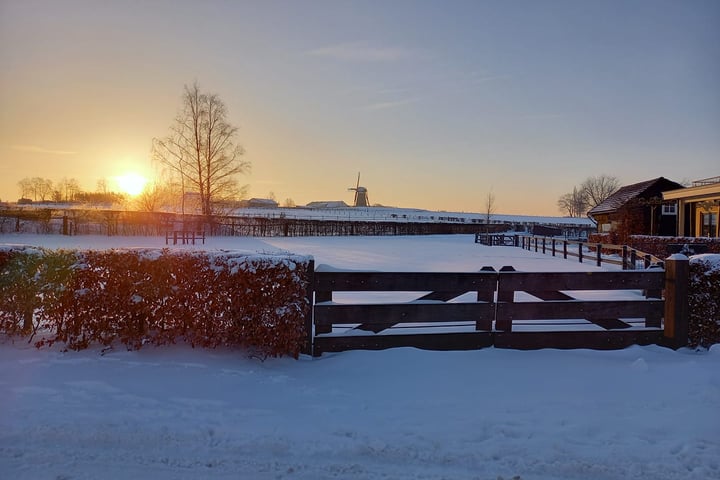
[1, 234, 718, 480]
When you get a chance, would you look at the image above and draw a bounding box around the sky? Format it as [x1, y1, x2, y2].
[1, 0, 718, 215]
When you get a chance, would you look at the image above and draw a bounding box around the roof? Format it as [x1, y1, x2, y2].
[587, 177, 685, 216]
[305, 201, 349, 209]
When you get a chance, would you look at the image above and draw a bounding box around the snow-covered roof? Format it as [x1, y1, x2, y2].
[305, 201, 350, 209]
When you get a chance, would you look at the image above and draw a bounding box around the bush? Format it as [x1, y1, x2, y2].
[688, 255, 720, 348]
[0, 247, 313, 358]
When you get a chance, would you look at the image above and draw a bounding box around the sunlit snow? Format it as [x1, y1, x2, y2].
[0, 233, 718, 480]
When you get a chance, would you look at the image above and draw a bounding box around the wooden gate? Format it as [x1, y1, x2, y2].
[308, 257, 689, 356]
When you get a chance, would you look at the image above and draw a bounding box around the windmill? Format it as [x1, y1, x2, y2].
[348, 172, 370, 207]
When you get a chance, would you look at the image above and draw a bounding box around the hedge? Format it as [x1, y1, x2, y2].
[0, 246, 313, 358]
[688, 255, 720, 348]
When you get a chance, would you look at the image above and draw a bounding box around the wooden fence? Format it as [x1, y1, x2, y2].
[306, 257, 689, 356]
[517, 235, 664, 270]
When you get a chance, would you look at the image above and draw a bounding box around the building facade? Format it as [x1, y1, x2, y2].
[662, 176, 720, 238]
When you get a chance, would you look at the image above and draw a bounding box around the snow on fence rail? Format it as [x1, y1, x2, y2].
[308, 257, 689, 356]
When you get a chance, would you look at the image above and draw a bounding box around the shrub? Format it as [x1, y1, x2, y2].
[688, 255, 720, 348]
[0, 247, 313, 358]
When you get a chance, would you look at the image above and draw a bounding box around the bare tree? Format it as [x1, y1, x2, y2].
[134, 182, 168, 212]
[17, 178, 33, 200]
[484, 191, 496, 234]
[283, 198, 296, 208]
[152, 82, 250, 218]
[581, 174, 619, 209]
[96, 178, 109, 194]
[58, 177, 81, 202]
[557, 186, 588, 217]
[26, 177, 53, 202]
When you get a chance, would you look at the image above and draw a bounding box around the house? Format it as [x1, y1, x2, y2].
[587, 177, 685, 237]
[662, 176, 720, 237]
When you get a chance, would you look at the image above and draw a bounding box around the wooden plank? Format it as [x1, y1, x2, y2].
[416, 291, 465, 301]
[497, 271, 664, 292]
[315, 302, 495, 327]
[588, 318, 632, 330]
[314, 271, 498, 292]
[526, 290, 574, 301]
[496, 300, 664, 321]
[354, 290, 483, 333]
[313, 331, 494, 356]
[494, 330, 664, 350]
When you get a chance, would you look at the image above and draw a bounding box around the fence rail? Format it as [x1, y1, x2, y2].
[307, 257, 689, 356]
[516, 235, 664, 270]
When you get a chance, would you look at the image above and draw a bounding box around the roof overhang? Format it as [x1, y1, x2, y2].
[663, 183, 720, 203]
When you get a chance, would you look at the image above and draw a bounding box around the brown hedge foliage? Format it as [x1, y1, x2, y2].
[688, 258, 720, 349]
[0, 247, 312, 357]
[628, 236, 720, 258]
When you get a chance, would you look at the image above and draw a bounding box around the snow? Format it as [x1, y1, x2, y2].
[690, 253, 720, 273]
[1, 233, 719, 480]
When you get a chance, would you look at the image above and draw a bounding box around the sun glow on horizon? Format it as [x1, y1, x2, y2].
[115, 173, 148, 196]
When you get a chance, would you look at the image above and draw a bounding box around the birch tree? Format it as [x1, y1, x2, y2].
[152, 83, 250, 216]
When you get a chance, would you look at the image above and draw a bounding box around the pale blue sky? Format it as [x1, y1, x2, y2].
[1, 0, 718, 214]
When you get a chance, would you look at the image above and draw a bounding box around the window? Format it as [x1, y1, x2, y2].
[662, 204, 676, 215]
[701, 213, 718, 237]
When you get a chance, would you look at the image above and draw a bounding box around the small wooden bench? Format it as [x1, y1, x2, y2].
[165, 230, 205, 245]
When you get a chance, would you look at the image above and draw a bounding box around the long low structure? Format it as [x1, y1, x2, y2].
[0, 204, 596, 238]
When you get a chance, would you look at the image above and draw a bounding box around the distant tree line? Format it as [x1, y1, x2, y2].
[16, 177, 126, 205]
[557, 174, 620, 217]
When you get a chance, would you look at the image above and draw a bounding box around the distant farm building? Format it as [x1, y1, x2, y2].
[240, 198, 279, 208]
[305, 201, 350, 209]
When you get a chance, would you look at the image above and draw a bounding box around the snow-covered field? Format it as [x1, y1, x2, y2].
[1, 234, 718, 480]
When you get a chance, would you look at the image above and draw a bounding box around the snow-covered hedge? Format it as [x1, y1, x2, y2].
[689, 254, 720, 349]
[0, 246, 313, 358]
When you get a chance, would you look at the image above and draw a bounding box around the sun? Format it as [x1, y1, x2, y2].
[116, 173, 148, 196]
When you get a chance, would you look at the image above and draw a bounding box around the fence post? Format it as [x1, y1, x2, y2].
[622, 245, 628, 270]
[630, 249, 637, 270]
[663, 255, 689, 349]
[596, 244, 602, 267]
[496, 266, 515, 331]
[542, 237, 546, 254]
[303, 259, 315, 356]
[552, 238, 556, 257]
[534, 237, 538, 252]
[477, 266, 496, 303]
[578, 242, 583, 263]
[563, 241, 568, 259]
[644, 254, 651, 269]
[314, 269, 333, 335]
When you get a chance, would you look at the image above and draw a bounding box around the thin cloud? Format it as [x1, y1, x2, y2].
[305, 42, 416, 62]
[12, 144, 77, 155]
[361, 99, 417, 111]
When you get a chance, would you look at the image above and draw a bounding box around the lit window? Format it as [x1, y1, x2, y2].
[662, 204, 676, 215]
[701, 213, 718, 237]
